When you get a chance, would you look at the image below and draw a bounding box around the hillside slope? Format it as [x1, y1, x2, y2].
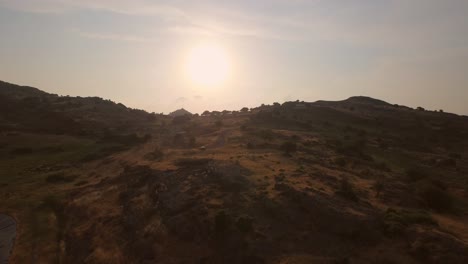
[1, 81, 468, 264]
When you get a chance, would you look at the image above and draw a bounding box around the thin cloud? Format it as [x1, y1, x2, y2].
[0, 0, 185, 17]
[77, 30, 158, 43]
[3, 0, 468, 46]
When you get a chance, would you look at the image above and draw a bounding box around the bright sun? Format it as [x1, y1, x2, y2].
[185, 43, 230, 87]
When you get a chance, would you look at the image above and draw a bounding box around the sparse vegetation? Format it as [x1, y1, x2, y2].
[383, 208, 436, 235]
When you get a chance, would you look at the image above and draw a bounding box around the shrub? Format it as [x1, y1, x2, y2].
[336, 178, 358, 202]
[436, 158, 456, 167]
[46, 173, 74, 183]
[418, 184, 454, 213]
[405, 167, 427, 181]
[215, 120, 223, 128]
[102, 132, 149, 146]
[280, 141, 297, 154]
[258, 129, 274, 141]
[236, 216, 253, 233]
[74, 180, 88, 186]
[336, 139, 368, 158]
[373, 179, 385, 198]
[189, 136, 196, 147]
[144, 147, 164, 161]
[334, 157, 347, 167]
[10, 147, 33, 155]
[215, 211, 231, 235]
[174, 158, 211, 167]
[448, 153, 461, 159]
[172, 115, 191, 125]
[375, 161, 390, 172]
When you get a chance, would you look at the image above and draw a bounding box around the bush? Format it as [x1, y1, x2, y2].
[372, 161, 390, 171]
[215, 211, 231, 236]
[449, 153, 461, 159]
[336, 139, 368, 158]
[336, 178, 358, 202]
[74, 180, 88, 186]
[172, 115, 191, 125]
[373, 179, 385, 198]
[144, 147, 164, 161]
[215, 120, 223, 128]
[46, 173, 74, 183]
[418, 184, 454, 213]
[436, 158, 456, 168]
[10, 147, 33, 155]
[280, 141, 297, 154]
[405, 167, 427, 181]
[258, 129, 274, 141]
[189, 136, 196, 147]
[236, 216, 253, 233]
[334, 157, 347, 167]
[174, 158, 211, 167]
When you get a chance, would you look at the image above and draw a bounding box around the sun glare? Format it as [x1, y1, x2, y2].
[185, 43, 230, 87]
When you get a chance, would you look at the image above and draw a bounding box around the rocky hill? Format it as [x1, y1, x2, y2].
[169, 108, 192, 117]
[1, 81, 468, 264]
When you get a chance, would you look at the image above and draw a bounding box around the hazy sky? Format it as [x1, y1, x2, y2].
[1, 0, 467, 114]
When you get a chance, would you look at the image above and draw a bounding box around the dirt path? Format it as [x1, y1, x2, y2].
[0, 214, 16, 264]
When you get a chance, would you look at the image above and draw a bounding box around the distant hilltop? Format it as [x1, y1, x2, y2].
[169, 108, 192, 117]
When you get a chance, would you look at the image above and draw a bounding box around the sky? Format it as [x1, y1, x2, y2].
[0, 0, 467, 115]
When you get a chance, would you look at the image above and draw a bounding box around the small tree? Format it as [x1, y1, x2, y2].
[240, 107, 249, 113]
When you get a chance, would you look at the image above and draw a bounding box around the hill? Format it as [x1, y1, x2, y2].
[169, 108, 192, 117]
[0, 80, 156, 135]
[1, 80, 468, 264]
